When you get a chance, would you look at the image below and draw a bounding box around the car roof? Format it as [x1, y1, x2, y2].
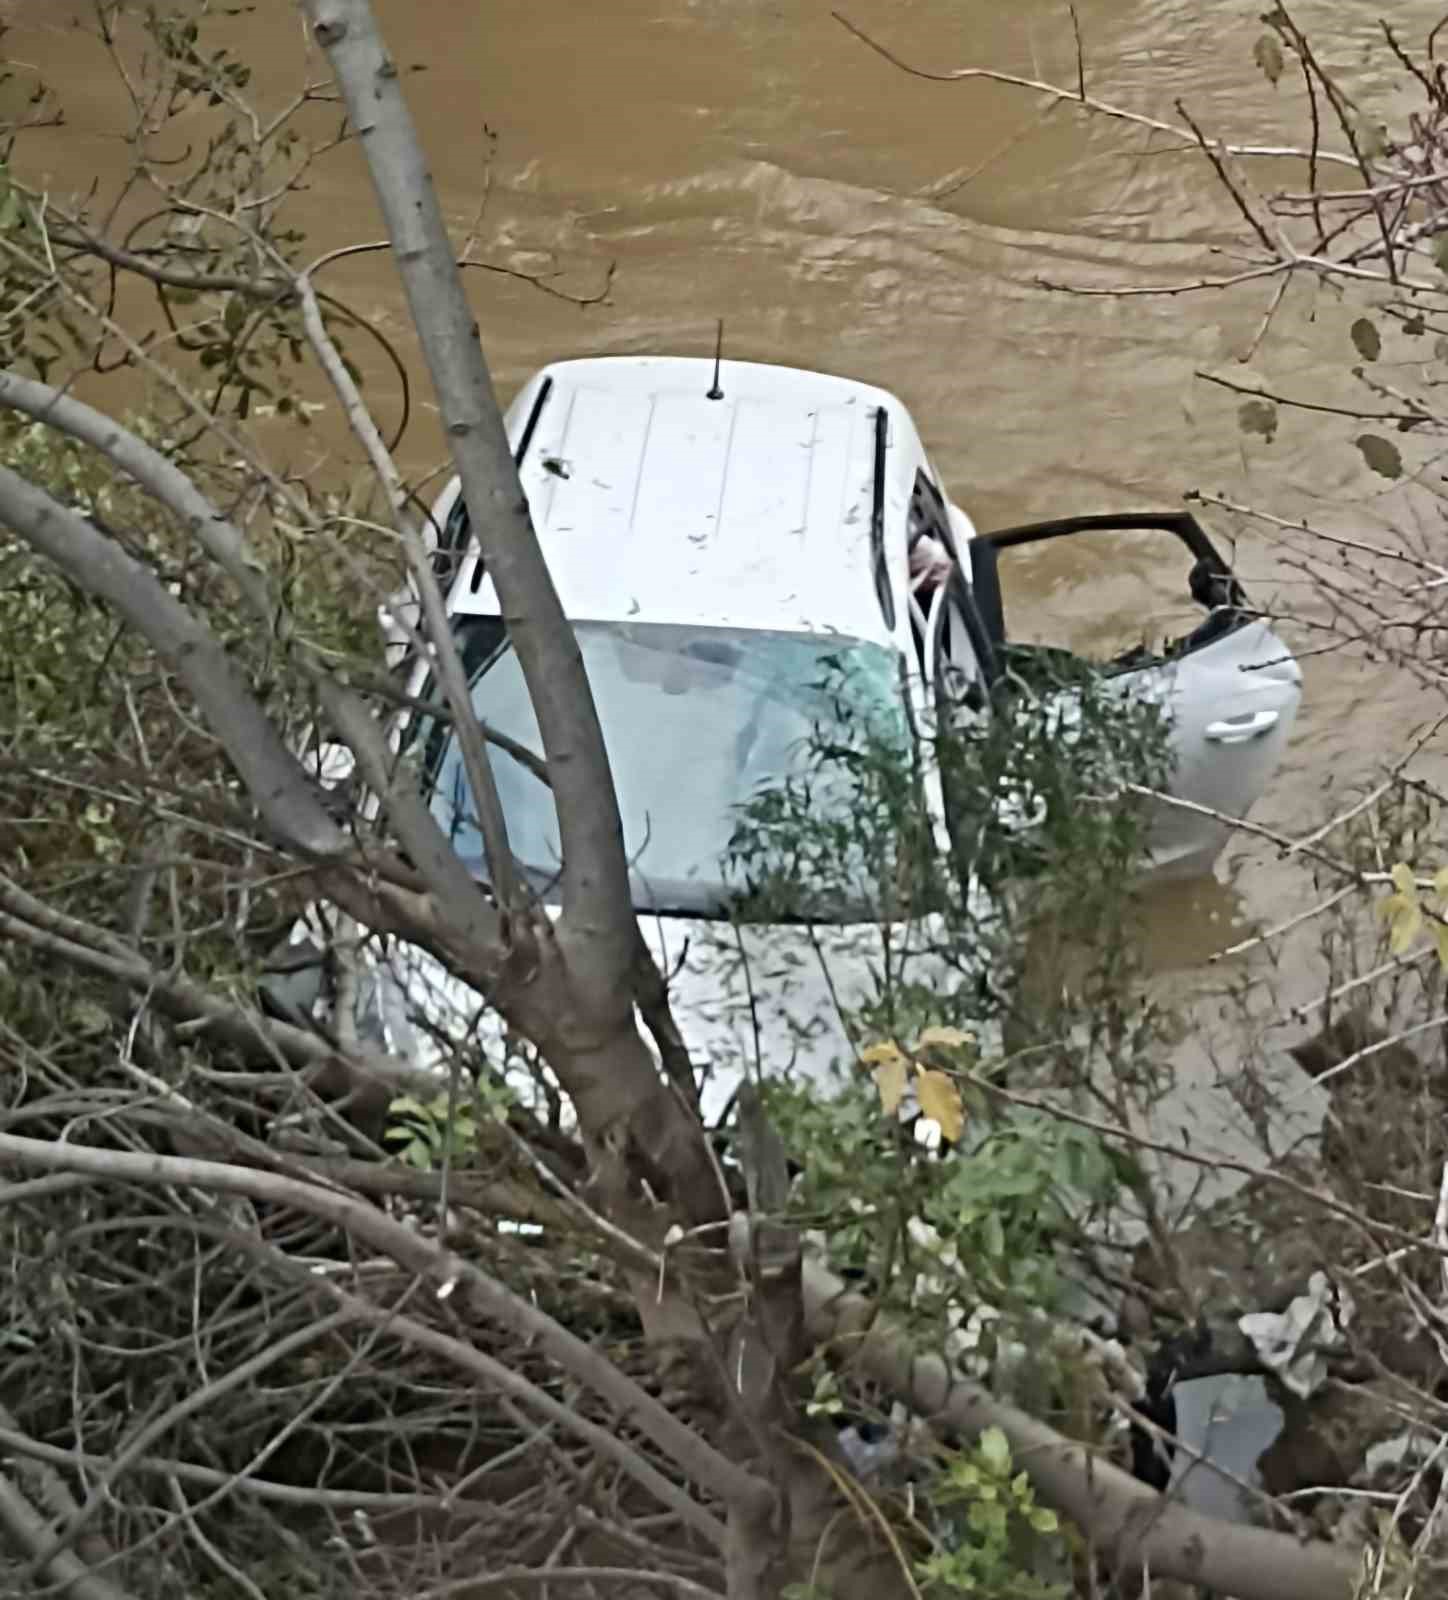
[443, 356, 934, 646]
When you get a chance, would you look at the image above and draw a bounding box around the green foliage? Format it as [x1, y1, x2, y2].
[916, 1427, 1068, 1599]
[767, 1066, 1119, 1312]
[385, 1084, 511, 1170]
[727, 642, 1172, 1367]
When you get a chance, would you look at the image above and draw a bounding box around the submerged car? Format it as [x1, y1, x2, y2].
[284, 356, 1302, 1118]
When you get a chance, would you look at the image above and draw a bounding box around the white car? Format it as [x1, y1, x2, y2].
[285, 356, 1302, 1119]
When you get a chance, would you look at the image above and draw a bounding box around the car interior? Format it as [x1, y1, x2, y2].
[964, 511, 1251, 698]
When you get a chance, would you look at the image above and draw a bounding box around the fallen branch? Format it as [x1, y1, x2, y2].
[801, 1259, 1363, 1600]
[0, 1469, 138, 1600]
[0, 1133, 770, 1535]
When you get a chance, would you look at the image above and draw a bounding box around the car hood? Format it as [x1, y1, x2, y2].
[298, 909, 974, 1126]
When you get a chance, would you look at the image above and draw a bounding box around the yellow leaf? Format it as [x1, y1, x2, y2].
[1380, 862, 1423, 954]
[915, 1067, 965, 1143]
[1433, 866, 1448, 904]
[1388, 899, 1423, 954]
[862, 1041, 910, 1116]
[873, 1054, 909, 1116]
[913, 1024, 976, 1053]
[1434, 921, 1448, 973]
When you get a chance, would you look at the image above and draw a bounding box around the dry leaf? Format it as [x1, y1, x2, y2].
[1349, 317, 1381, 363]
[862, 1041, 910, 1116]
[915, 1067, 964, 1143]
[914, 1024, 975, 1052]
[1356, 433, 1403, 481]
[1253, 34, 1284, 86]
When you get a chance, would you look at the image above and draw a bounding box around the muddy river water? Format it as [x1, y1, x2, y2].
[11, 2, 1448, 1138]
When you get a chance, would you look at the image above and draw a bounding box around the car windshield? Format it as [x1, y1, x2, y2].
[427, 620, 905, 917]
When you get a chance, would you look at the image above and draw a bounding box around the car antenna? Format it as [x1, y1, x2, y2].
[706, 319, 724, 400]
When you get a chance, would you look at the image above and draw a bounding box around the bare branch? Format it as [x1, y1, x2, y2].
[0, 1132, 772, 1525]
[20, 1311, 353, 1579]
[293, 272, 525, 914]
[832, 11, 1359, 168]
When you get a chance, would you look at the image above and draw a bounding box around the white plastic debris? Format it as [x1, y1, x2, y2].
[1238, 1271, 1353, 1400]
[1364, 1430, 1440, 1478]
[837, 1425, 899, 1479]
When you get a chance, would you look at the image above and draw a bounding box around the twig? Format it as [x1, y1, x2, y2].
[1304, 1011, 1448, 1093]
[0, 1426, 516, 1514]
[1241, 272, 1291, 363]
[830, 12, 1358, 168]
[1195, 367, 1427, 423]
[1175, 99, 1280, 259]
[1432, 1160, 1448, 1304]
[1272, 4, 1399, 283]
[21, 1311, 353, 1580]
[412, 1570, 723, 1600]
[1068, 4, 1085, 101]
[1214, 885, 1355, 961]
[1038, 261, 1292, 298]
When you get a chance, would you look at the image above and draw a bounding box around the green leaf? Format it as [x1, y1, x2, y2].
[1356, 433, 1404, 480]
[1252, 34, 1284, 86]
[1350, 317, 1381, 362]
[1028, 1506, 1060, 1533]
[1432, 235, 1448, 276]
[1237, 398, 1277, 442]
[981, 1210, 1006, 1258]
[978, 1425, 1011, 1477]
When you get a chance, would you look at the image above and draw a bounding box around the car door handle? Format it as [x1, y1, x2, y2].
[1205, 709, 1279, 744]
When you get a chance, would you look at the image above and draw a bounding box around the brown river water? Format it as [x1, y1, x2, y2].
[10, 0, 1448, 1092]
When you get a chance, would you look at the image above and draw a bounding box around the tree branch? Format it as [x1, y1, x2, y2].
[0, 465, 344, 857]
[297, 0, 723, 1230]
[0, 368, 279, 626]
[299, 0, 636, 947]
[0, 870, 439, 1110]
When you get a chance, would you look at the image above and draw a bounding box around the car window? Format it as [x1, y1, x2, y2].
[995, 526, 1204, 669]
[909, 470, 956, 560]
[426, 621, 906, 918]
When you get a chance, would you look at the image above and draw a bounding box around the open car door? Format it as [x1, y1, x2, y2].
[967, 512, 1302, 878]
